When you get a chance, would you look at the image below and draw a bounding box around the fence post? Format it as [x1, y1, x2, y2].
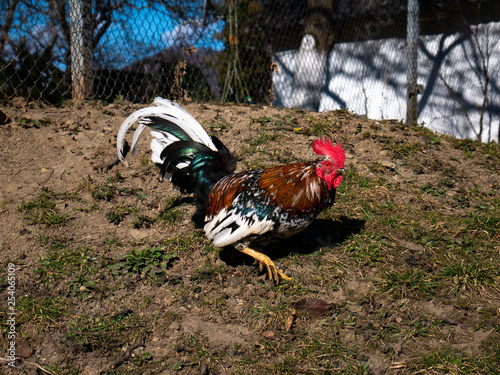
[406, 0, 419, 124]
[69, 0, 93, 100]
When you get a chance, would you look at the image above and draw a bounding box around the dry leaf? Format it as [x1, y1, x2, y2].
[0, 110, 9, 125]
[18, 341, 33, 358]
[293, 298, 336, 317]
[286, 309, 296, 332]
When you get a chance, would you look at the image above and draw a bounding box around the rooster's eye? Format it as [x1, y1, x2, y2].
[324, 161, 331, 167]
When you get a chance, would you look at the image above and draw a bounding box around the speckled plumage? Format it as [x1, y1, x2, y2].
[204, 163, 337, 247]
[117, 98, 345, 282]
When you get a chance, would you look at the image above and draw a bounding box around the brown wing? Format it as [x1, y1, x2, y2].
[205, 172, 249, 218]
[206, 162, 332, 219]
[257, 162, 333, 215]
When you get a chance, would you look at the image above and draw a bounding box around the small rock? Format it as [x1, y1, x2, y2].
[164, 297, 175, 306]
[23, 113, 47, 122]
[55, 203, 67, 212]
[182, 275, 191, 286]
[81, 192, 94, 204]
[262, 330, 275, 339]
[4, 184, 20, 193]
[82, 366, 100, 375]
[11, 97, 28, 107]
[200, 362, 209, 375]
[237, 326, 250, 335]
[169, 321, 181, 331]
[128, 229, 149, 241]
[41, 167, 52, 173]
[381, 161, 397, 170]
[18, 341, 33, 358]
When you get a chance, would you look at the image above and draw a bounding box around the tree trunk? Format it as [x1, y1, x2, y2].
[69, 0, 93, 100]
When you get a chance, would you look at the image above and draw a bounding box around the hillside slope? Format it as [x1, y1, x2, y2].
[0, 98, 499, 374]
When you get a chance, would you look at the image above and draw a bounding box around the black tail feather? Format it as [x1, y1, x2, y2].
[158, 136, 236, 205]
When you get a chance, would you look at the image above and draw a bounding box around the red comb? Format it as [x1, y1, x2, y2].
[312, 137, 345, 167]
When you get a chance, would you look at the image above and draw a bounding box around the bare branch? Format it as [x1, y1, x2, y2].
[453, 0, 494, 141]
[49, 0, 71, 46]
[0, 0, 21, 54]
[438, 70, 478, 139]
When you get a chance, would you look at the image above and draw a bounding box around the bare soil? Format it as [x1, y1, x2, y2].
[0, 97, 499, 374]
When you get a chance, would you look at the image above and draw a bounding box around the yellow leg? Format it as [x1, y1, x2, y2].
[238, 246, 292, 283]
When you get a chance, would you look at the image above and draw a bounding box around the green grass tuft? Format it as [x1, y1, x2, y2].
[111, 246, 177, 279]
[18, 192, 68, 226]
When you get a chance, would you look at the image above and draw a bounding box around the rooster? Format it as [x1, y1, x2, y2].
[117, 98, 345, 283]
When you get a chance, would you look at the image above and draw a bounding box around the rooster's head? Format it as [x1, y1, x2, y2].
[313, 137, 345, 190]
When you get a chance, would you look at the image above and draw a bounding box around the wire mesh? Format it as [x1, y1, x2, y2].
[1, 0, 499, 141]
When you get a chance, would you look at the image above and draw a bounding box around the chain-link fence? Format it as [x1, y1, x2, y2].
[1, 0, 499, 142]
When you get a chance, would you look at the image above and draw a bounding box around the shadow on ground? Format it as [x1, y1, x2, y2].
[219, 216, 365, 267]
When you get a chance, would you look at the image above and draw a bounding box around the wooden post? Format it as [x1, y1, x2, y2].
[69, 0, 93, 99]
[406, 0, 420, 124]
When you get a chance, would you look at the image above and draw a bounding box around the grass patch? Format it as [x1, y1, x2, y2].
[90, 183, 117, 201]
[379, 268, 439, 299]
[439, 256, 500, 296]
[35, 244, 101, 283]
[107, 172, 126, 183]
[422, 183, 447, 197]
[208, 117, 229, 134]
[249, 131, 280, 146]
[464, 211, 500, 238]
[157, 206, 183, 225]
[304, 112, 345, 135]
[381, 136, 422, 157]
[106, 204, 136, 225]
[133, 214, 155, 228]
[343, 232, 385, 265]
[18, 192, 69, 226]
[414, 347, 491, 373]
[18, 295, 68, 325]
[64, 312, 144, 354]
[111, 246, 177, 279]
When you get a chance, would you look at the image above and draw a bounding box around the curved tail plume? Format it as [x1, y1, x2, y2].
[117, 98, 236, 203]
[117, 97, 217, 164]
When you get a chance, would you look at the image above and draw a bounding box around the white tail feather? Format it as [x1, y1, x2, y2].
[117, 97, 217, 162]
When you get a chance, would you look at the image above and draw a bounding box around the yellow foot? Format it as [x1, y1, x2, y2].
[238, 246, 292, 283]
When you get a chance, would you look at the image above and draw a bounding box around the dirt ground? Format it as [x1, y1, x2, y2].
[0, 97, 499, 374]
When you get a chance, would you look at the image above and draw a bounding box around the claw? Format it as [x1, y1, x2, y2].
[238, 246, 292, 283]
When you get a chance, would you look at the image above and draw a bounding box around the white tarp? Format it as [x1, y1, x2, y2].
[274, 22, 500, 142]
